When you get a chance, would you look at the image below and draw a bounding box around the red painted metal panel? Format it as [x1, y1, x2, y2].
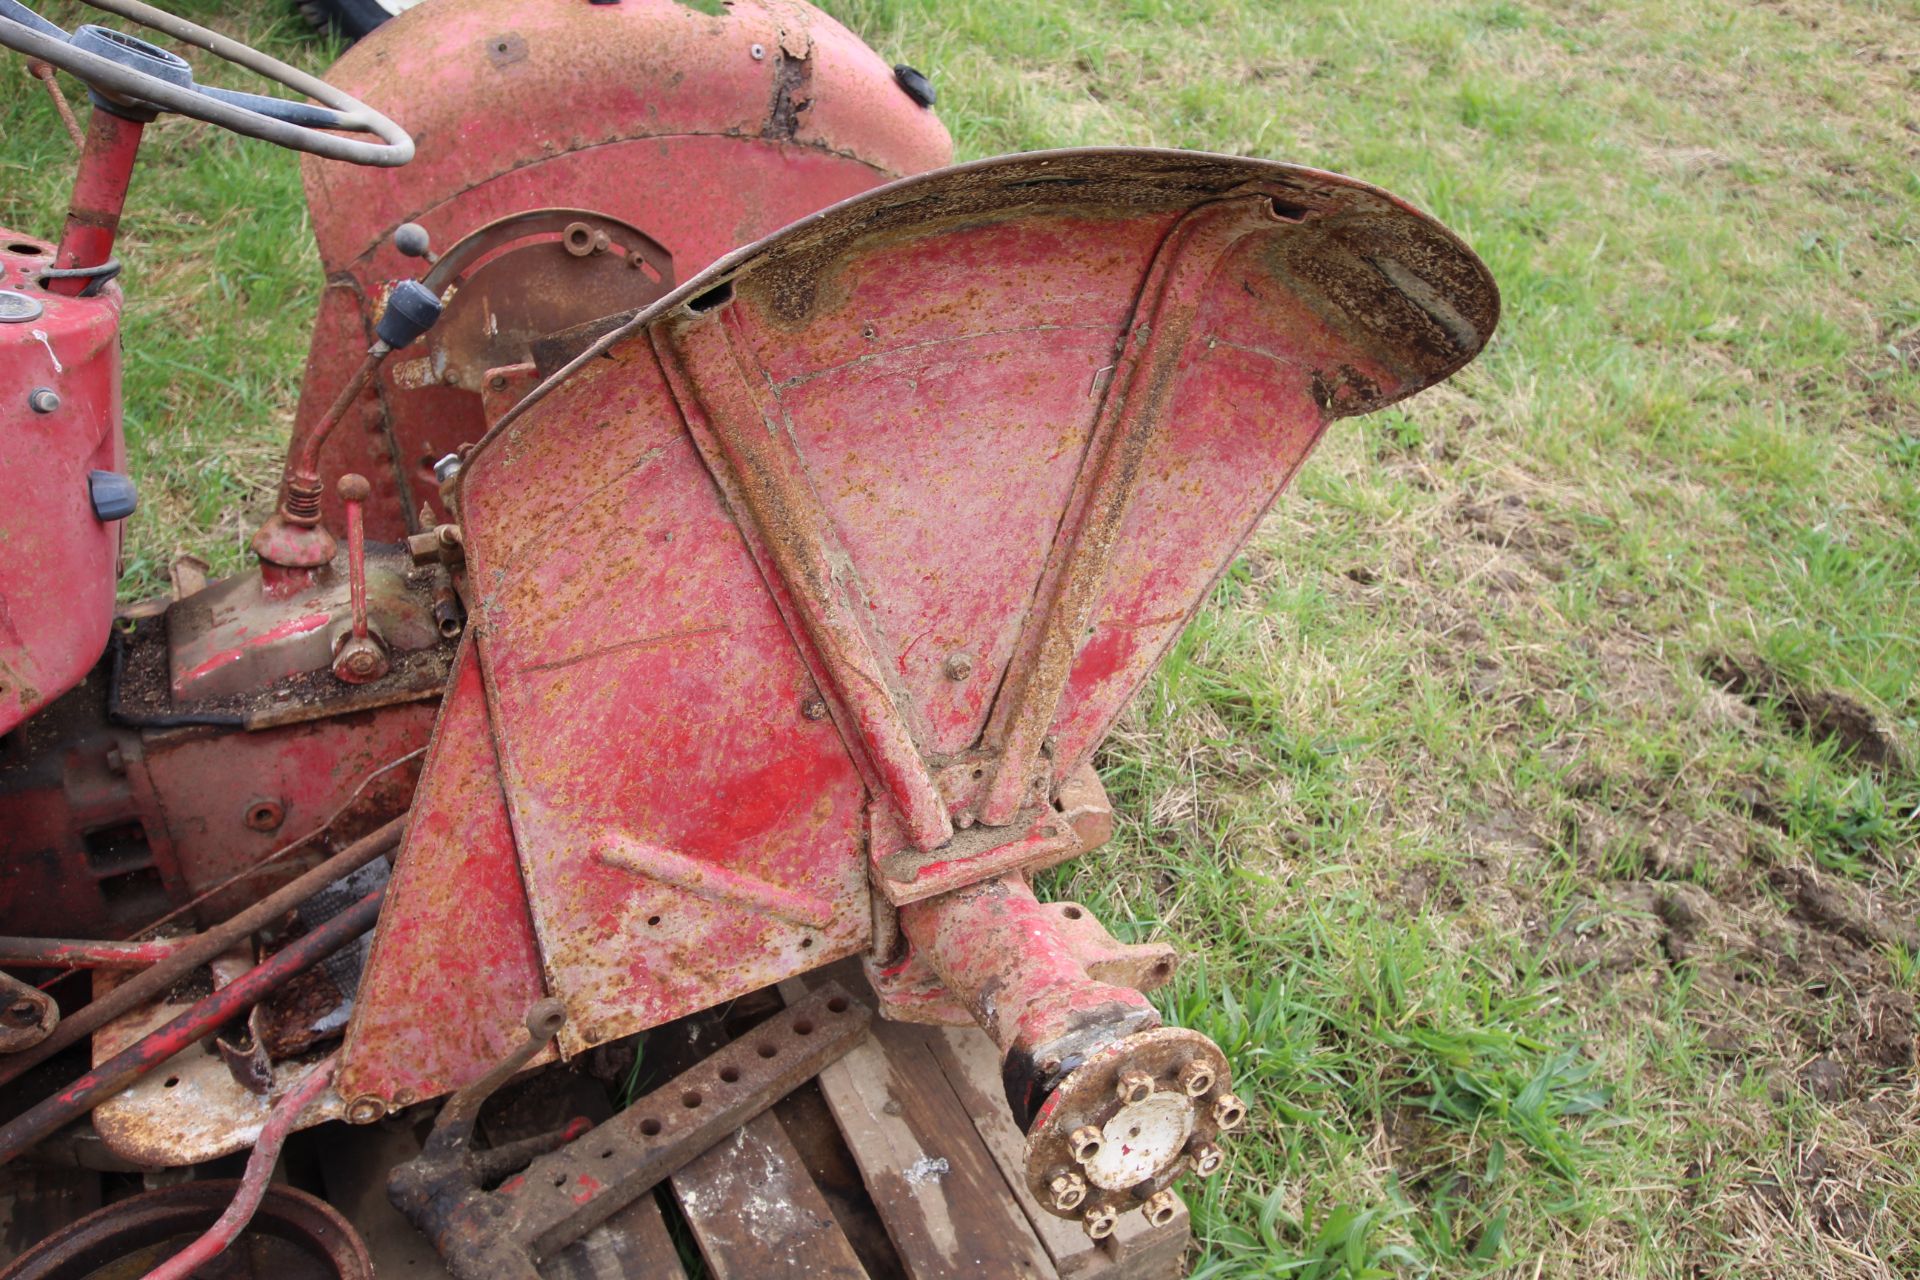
[459, 343, 870, 1057]
[744, 214, 1171, 760]
[338, 642, 548, 1111]
[394, 149, 1498, 1075]
[0, 239, 123, 736]
[295, 0, 953, 542]
[344, 150, 1493, 1101]
[0, 233, 123, 736]
[141, 704, 433, 921]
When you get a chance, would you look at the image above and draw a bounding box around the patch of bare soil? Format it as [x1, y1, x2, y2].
[1704, 652, 1905, 773]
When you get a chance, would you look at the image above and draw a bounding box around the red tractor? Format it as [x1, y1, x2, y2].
[0, 0, 1497, 1272]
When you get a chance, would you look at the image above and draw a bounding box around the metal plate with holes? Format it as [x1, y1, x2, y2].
[394, 982, 871, 1280]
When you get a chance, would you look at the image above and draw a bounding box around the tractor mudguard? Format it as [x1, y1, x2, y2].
[339, 146, 1499, 1121]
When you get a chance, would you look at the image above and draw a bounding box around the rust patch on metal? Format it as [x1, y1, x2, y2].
[485, 31, 529, 69]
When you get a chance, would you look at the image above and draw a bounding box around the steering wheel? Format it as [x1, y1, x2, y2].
[0, 0, 411, 166]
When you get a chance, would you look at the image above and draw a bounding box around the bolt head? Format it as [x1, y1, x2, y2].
[27, 387, 59, 414]
[801, 696, 829, 721]
[1211, 1092, 1247, 1131]
[333, 635, 391, 685]
[1143, 1189, 1181, 1226]
[1177, 1059, 1216, 1098]
[943, 652, 974, 681]
[1116, 1069, 1154, 1105]
[1082, 1204, 1118, 1240]
[1190, 1141, 1224, 1177]
[1068, 1124, 1103, 1165]
[1048, 1171, 1087, 1211]
[345, 1095, 386, 1125]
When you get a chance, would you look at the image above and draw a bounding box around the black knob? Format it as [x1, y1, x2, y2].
[88, 470, 138, 522]
[893, 64, 936, 108]
[376, 279, 444, 349]
[393, 223, 432, 259]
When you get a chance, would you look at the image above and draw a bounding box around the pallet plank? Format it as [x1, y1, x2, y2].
[671, 1110, 868, 1279]
[786, 976, 1057, 1280]
[547, 1193, 689, 1280]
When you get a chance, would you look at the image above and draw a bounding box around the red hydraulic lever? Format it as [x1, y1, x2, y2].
[331, 473, 389, 683]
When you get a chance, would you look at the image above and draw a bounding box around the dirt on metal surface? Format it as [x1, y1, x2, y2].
[88, 948, 352, 1167]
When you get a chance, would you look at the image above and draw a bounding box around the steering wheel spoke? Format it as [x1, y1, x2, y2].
[0, 0, 410, 167]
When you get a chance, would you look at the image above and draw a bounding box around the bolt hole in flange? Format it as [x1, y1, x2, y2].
[719, 1065, 740, 1084]
[686, 280, 733, 314]
[639, 1117, 662, 1136]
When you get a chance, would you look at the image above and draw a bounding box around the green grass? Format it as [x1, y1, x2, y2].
[5, 0, 1919, 1276]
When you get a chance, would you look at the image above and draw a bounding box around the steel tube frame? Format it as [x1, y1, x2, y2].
[0, 888, 383, 1165]
[0, 815, 403, 1090]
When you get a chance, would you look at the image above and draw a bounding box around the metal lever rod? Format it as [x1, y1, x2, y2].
[331, 473, 390, 683]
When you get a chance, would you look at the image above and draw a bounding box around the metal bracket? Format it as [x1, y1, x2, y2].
[390, 981, 872, 1280]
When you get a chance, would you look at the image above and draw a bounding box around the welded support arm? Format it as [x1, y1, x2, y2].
[979, 194, 1283, 825]
[655, 313, 953, 852]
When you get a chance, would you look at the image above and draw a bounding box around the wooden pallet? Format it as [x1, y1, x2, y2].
[328, 968, 1187, 1279]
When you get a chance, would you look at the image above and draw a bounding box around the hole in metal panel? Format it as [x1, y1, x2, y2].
[687, 280, 733, 314]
